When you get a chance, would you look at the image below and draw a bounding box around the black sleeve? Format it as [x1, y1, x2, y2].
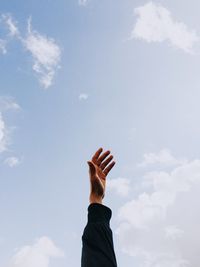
[81, 203, 118, 267]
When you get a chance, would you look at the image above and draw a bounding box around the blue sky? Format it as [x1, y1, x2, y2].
[1, 1, 200, 266]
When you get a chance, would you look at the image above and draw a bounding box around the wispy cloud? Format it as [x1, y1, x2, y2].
[0, 14, 19, 54]
[78, 0, 90, 6]
[107, 177, 131, 197]
[9, 236, 64, 267]
[0, 113, 7, 153]
[4, 156, 21, 167]
[0, 96, 20, 111]
[115, 150, 200, 266]
[79, 93, 88, 100]
[0, 39, 7, 54]
[22, 18, 61, 89]
[0, 96, 20, 154]
[1, 13, 19, 37]
[0, 13, 61, 89]
[132, 1, 199, 54]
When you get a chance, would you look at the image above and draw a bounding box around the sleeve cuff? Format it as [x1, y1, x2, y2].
[87, 203, 112, 224]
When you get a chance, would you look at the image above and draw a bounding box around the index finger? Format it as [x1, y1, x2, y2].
[92, 147, 103, 161]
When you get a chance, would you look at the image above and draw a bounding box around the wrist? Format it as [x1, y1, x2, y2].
[89, 194, 103, 204]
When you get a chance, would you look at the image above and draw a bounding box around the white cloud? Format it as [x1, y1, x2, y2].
[138, 148, 187, 167]
[132, 1, 199, 53]
[79, 93, 88, 100]
[0, 14, 19, 56]
[0, 14, 19, 55]
[4, 156, 21, 167]
[164, 225, 184, 240]
[9, 236, 64, 267]
[79, 0, 90, 6]
[107, 177, 131, 197]
[0, 39, 7, 54]
[0, 14, 61, 88]
[0, 112, 7, 153]
[115, 151, 200, 266]
[0, 96, 20, 111]
[0, 96, 20, 155]
[22, 18, 61, 89]
[1, 13, 19, 37]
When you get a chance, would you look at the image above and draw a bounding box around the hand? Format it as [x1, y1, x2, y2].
[87, 147, 116, 204]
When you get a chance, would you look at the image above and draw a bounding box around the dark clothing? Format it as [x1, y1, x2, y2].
[81, 203, 118, 267]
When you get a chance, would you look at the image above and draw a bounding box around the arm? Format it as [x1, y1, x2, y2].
[81, 147, 118, 267]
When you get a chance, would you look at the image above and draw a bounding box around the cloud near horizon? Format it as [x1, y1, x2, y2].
[107, 177, 131, 197]
[115, 150, 200, 267]
[132, 1, 199, 54]
[137, 148, 187, 167]
[9, 236, 64, 267]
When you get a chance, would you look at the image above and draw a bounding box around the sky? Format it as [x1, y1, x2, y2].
[1, 0, 200, 266]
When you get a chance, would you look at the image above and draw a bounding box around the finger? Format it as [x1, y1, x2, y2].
[100, 155, 113, 170]
[97, 150, 110, 165]
[92, 147, 103, 163]
[104, 161, 116, 176]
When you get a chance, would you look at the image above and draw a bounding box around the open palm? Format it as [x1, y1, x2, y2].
[87, 147, 116, 199]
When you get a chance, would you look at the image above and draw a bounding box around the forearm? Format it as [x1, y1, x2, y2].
[81, 203, 117, 267]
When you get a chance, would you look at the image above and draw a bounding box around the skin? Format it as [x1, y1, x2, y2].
[87, 147, 116, 204]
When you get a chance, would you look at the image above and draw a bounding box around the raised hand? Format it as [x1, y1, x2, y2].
[87, 147, 116, 204]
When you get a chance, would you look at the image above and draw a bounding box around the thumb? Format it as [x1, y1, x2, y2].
[87, 161, 96, 177]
